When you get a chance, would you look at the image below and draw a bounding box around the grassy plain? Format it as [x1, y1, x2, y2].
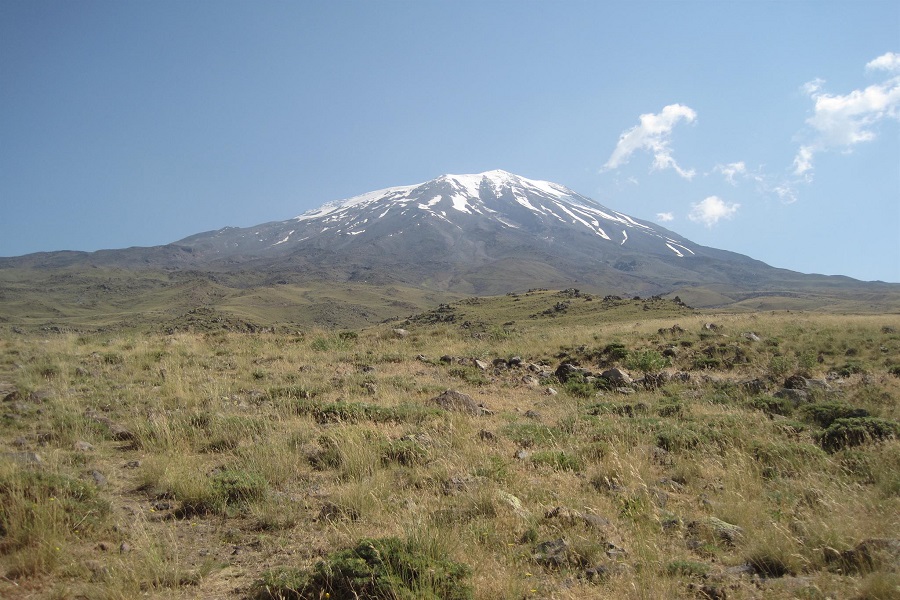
[1, 290, 898, 599]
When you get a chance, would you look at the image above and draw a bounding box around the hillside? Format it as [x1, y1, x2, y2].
[1, 291, 898, 599]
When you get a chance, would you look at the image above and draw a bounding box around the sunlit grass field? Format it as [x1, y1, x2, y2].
[1, 291, 898, 599]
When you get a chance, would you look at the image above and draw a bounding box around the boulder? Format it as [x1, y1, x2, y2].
[431, 390, 489, 415]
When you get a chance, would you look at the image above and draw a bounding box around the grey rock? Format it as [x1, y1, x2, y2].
[431, 389, 488, 415]
[391, 328, 409, 338]
[601, 368, 633, 385]
[74, 441, 95, 452]
[473, 359, 489, 371]
[90, 470, 108, 488]
[774, 388, 809, 405]
[2, 451, 42, 464]
[533, 538, 571, 567]
[0, 382, 18, 402]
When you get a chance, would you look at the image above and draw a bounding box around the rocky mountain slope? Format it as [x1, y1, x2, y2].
[3, 170, 881, 299]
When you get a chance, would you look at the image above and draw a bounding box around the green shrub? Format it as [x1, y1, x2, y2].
[211, 469, 268, 506]
[626, 349, 668, 373]
[254, 537, 473, 600]
[664, 560, 710, 578]
[819, 417, 899, 452]
[744, 395, 793, 417]
[800, 401, 869, 428]
[531, 451, 582, 472]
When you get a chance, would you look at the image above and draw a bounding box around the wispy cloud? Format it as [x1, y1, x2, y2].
[656, 212, 675, 222]
[714, 161, 747, 185]
[604, 104, 697, 180]
[688, 196, 739, 227]
[794, 51, 900, 178]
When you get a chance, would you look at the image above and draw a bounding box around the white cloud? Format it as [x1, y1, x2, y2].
[793, 52, 900, 177]
[604, 104, 697, 180]
[688, 196, 740, 227]
[656, 212, 675, 222]
[714, 161, 747, 185]
[866, 52, 900, 73]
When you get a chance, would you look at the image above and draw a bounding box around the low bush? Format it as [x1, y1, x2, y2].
[819, 417, 899, 452]
[254, 537, 473, 600]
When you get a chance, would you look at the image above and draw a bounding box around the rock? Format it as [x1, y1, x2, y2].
[689, 583, 727, 599]
[544, 386, 558, 396]
[545, 506, 612, 531]
[84, 409, 136, 442]
[773, 388, 809, 406]
[2, 451, 42, 465]
[431, 389, 488, 415]
[601, 368, 633, 385]
[0, 382, 19, 402]
[827, 538, 900, 572]
[555, 362, 587, 382]
[497, 491, 529, 518]
[508, 356, 523, 367]
[74, 441, 94, 452]
[514, 449, 531, 460]
[477, 429, 496, 441]
[391, 328, 409, 338]
[123, 460, 141, 469]
[533, 538, 572, 567]
[415, 354, 428, 362]
[703, 323, 721, 331]
[473, 359, 489, 371]
[783, 375, 807, 389]
[521, 375, 540, 387]
[439, 355, 455, 364]
[742, 332, 761, 342]
[724, 563, 755, 576]
[524, 410, 542, 420]
[616, 387, 635, 395]
[119, 542, 131, 554]
[708, 517, 744, 545]
[90, 470, 108, 488]
[741, 378, 768, 394]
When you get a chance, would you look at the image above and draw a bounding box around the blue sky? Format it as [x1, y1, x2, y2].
[1, 1, 898, 282]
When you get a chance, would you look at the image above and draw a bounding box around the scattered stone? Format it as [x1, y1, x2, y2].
[773, 388, 809, 406]
[85, 409, 136, 442]
[74, 441, 94, 452]
[391, 328, 409, 338]
[689, 582, 727, 599]
[544, 506, 612, 531]
[119, 542, 131, 554]
[521, 375, 540, 387]
[742, 332, 761, 342]
[724, 563, 755, 576]
[544, 386, 558, 396]
[524, 410, 542, 420]
[508, 356, 523, 366]
[2, 451, 42, 465]
[615, 387, 635, 395]
[514, 449, 531, 460]
[415, 354, 428, 362]
[439, 355, 455, 364]
[533, 538, 572, 567]
[477, 429, 496, 442]
[0, 382, 18, 402]
[601, 368, 633, 385]
[90, 470, 108, 488]
[708, 517, 744, 545]
[363, 382, 378, 395]
[473, 359, 489, 371]
[555, 363, 587, 382]
[123, 460, 141, 469]
[741, 378, 768, 395]
[824, 538, 900, 572]
[497, 491, 529, 518]
[703, 323, 721, 331]
[431, 389, 489, 415]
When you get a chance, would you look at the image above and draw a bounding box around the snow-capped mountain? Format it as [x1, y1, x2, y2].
[4, 169, 860, 297]
[181, 170, 696, 262]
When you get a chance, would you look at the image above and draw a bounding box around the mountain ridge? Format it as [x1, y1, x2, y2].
[1, 170, 897, 303]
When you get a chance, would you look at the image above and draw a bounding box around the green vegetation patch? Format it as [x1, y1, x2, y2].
[255, 537, 473, 600]
[819, 417, 899, 452]
[296, 400, 441, 424]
